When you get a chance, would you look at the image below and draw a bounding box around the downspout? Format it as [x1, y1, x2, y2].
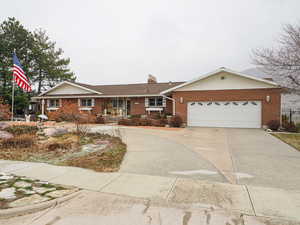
[161, 94, 176, 116]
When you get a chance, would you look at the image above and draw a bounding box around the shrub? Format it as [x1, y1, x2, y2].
[0, 134, 35, 148]
[296, 123, 300, 133]
[5, 125, 38, 135]
[118, 119, 131, 126]
[130, 114, 141, 119]
[131, 118, 141, 126]
[169, 115, 183, 127]
[0, 98, 11, 121]
[139, 118, 151, 126]
[149, 113, 162, 120]
[95, 115, 105, 124]
[150, 118, 167, 127]
[267, 120, 280, 131]
[282, 121, 297, 132]
[47, 142, 72, 151]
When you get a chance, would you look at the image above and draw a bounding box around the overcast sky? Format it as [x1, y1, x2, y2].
[1, 0, 299, 84]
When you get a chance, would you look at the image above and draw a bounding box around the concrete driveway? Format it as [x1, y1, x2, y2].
[120, 127, 300, 190]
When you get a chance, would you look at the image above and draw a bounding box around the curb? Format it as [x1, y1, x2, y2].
[0, 190, 81, 219]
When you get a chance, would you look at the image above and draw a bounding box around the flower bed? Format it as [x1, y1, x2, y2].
[118, 115, 183, 128]
[0, 125, 127, 172]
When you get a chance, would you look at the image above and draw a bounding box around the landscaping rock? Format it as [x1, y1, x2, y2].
[0, 122, 9, 130]
[0, 174, 14, 180]
[0, 187, 16, 199]
[44, 127, 68, 137]
[14, 181, 32, 188]
[0, 130, 13, 139]
[32, 187, 56, 194]
[8, 194, 49, 208]
[45, 189, 76, 198]
[18, 188, 35, 195]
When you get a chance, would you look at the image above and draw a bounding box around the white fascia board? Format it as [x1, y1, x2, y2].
[38, 81, 103, 96]
[32, 94, 161, 99]
[160, 68, 279, 94]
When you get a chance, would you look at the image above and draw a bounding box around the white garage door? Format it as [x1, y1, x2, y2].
[187, 101, 261, 128]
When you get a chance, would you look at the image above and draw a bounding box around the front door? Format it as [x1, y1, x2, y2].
[126, 100, 131, 116]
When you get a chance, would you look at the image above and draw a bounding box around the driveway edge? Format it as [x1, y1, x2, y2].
[0, 190, 81, 219]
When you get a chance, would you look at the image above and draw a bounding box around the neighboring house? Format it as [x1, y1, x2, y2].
[33, 67, 282, 128]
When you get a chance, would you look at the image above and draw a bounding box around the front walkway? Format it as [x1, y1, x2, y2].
[0, 160, 300, 221]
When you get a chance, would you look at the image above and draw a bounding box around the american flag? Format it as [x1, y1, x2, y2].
[13, 53, 32, 92]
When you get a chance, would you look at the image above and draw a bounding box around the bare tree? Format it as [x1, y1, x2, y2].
[252, 23, 300, 91]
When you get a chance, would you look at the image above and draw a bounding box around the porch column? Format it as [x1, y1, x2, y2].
[41, 99, 45, 115]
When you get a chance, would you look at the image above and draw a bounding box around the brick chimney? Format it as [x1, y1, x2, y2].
[148, 74, 157, 84]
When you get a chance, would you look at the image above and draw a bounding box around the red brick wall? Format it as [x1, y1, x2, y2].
[93, 98, 103, 115]
[45, 97, 174, 116]
[172, 88, 282, 126]
[165, 99, 173, 115]
[130, 97, 146, 115]
[45, 98, 103, 115]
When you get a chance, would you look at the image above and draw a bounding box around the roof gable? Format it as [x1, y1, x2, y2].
[161, 68, 279, 94]
[39, 81, 102, 96]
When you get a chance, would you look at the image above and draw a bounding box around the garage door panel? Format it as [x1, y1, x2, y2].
[187, 101, 261, 128]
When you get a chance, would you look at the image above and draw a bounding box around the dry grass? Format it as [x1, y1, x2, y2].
[0, 134, 36, 149]
[271, 133, 300, 151]
[0, 133, 127, 172]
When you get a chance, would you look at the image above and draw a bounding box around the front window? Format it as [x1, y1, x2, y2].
[112, 99, 124, 108]
[49, 99, 59, 108]
[81, 99, 92, 107]
[149, 97, 163, 107]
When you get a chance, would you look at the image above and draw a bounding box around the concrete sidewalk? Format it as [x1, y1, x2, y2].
[1, 160, 300, 222]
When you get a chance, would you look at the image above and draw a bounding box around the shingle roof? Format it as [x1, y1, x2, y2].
[72, 81, 185, 96]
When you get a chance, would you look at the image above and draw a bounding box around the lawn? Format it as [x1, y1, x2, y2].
[271, 133, 300, 151]
[0, 125, 127, 172]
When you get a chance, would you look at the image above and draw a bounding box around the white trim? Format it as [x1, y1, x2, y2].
[32, 94, 161, 99]
[47, 107, 59, 111]
[146, 107, 163, 111]
[79, 107, 93, 111]
[38, 81, 103, 96]
[160, 67, 279, 94]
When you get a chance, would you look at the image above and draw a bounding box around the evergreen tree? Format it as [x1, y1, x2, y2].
[0, 17, 76, 114]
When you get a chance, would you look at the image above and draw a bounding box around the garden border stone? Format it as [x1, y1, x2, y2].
[0, 189, 81, 219]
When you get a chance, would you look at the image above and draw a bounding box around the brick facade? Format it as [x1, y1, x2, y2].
[45, 97, 173, 116]
[130, 97, 146, 115]
[172, 88, 282, 126]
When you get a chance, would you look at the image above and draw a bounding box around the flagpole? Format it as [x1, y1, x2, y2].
[11, 50, 16, 121]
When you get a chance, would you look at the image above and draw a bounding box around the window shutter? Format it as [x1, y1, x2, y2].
[78, 99, 81, 107]
[162, 97, 166, 107]
[145, 97, 149, 107]
[92, 99, 95, 107]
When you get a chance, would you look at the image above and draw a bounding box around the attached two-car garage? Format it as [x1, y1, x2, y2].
[162, 68, 281, 129]
[187, 101, 262, 128]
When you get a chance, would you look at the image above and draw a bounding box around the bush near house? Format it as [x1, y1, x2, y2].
[169, 115, 183, 128]
[118, 115, 182, 127]
[48, 102, 96, 123]
[95, 115, 105, 124]
[267, 120, 280, 131]
[282, 121, 297, 132]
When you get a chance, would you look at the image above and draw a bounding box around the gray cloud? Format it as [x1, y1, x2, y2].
[1, 0, 299, 84]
